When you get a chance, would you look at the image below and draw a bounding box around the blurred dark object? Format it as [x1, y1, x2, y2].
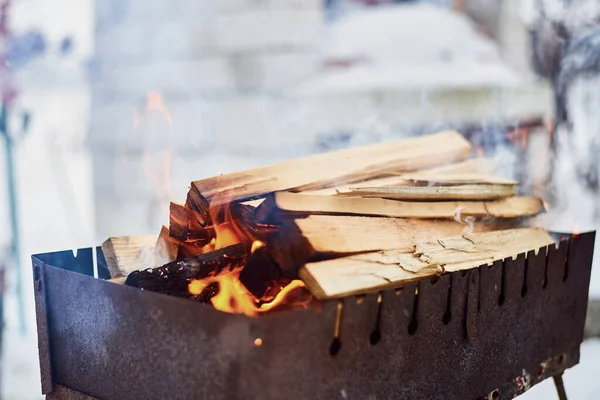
[6, 29, 46, 69]
[59, 36, 74, 56]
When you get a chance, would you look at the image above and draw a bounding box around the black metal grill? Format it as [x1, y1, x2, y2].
[33, 232, 595, 400]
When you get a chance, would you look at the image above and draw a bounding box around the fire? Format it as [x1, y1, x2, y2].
[254, 338, 263, 347]
[188, 279, 206, 296]
[188, 199, 312, 316]
[542, 201, 551, 212]
[251, 240, 265, 254]
[134, 91, 174, 220]
[189, 274, 309, 316]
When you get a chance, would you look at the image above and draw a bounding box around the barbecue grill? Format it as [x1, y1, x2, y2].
[33, 231, 595, 400]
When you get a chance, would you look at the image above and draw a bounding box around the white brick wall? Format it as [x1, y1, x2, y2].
[214, 9, 323, 52]
[94, 59, 236, 95]
[116, 0, 323, 21]
[229, 51, 321, 92]
[212, 96, 318, 153]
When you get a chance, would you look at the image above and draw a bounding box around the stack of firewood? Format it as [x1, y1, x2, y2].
[103, 131, 553, 309]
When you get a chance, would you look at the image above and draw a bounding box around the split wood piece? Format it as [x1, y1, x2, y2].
[342, 184, 516, 201]
[256, 192, 543, 221]
[398, 173, 517, 186]
[300, 228, 554, 299]
[102, 235, 161, 278]
[239, 246, 285, 300]
[124, 243, 250, 296]
[169, 202, 189, 241]
[185, 131, 471, 214]
[176, 202, 258, 256]
[304, 158, 495, 196]
[267, 215, 495, 277]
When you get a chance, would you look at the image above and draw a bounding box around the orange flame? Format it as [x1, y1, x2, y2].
[188, 199, 311, 316]
[190, 275, 309, 316]
[542, 201, 550, 212]
[251, 240, 265, 254]
[135, 91, 174, 212]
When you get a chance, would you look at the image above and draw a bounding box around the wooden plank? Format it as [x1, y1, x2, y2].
[341, 184, 516, 201]
[304, 158, 497, 196]
[408, 228, 554, 272]
[300, 228, 554, 299]
[256, 192, 543, 220]
[399, 173, 517, 186]
[169, 201, 188, 240]
[267, 214, 496, 276]
[186, 131, 471, 214]
[102, 235, 160, 278]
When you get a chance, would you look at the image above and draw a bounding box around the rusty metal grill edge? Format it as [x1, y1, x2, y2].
[32, 232, 595, 400]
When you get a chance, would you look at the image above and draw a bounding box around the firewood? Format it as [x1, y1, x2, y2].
[398, 173, 517, 186]
[169, 202, 188, 240]
[302, 158, 497, 196]
[256, 192, 543, 221]
[341, 184, 516, 201]
[102, 235, 159, 278]
[185, 131, 471, 215]
[239, 246, 284, 300]
[266, 215, 495, 277]
[125, 243, 250, 295]
[300, 228, 554, 299]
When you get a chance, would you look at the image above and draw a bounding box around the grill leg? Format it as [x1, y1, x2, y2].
[553, 374, 568, 400]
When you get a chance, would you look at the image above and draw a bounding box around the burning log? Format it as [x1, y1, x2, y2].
[125, 243, 250, 296]
[239, 246, 284, 300]
[300, 228, 555, 299]
[104, 129, 556, 315]
[256, 192, 543, 221]
[185, 130, 471, 212]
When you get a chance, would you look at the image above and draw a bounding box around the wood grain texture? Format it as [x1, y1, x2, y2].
[186, 131, 471, 208]
[288, 158, 496, 196]
[256, 192, 543, 220]
[301, 228, 554, 299]
[342, 184, 516, 201]
[101, 235, 159, 278]
[169, 201, 188, 240]
[268, 214, 495, 276]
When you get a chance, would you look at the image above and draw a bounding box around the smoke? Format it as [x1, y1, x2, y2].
[518, 0, 600, 234]
[546, 74, 600, 232]
[454, 205, 476, 234]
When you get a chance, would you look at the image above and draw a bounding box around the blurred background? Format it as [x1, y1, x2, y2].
[1, 0, 600, 398]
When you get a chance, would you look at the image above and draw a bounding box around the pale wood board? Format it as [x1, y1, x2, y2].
[102, 235, 159, 278]
[257, 192, 543, 220]
[399, 173, 517, 186]
[268, 214, 499, 276]
[300, 228, 554, 299]
[304, 158, 495, 196]
[292, 215, 487, 254]
[342, 184, 516, 201]
[188, 130, 471, 206]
